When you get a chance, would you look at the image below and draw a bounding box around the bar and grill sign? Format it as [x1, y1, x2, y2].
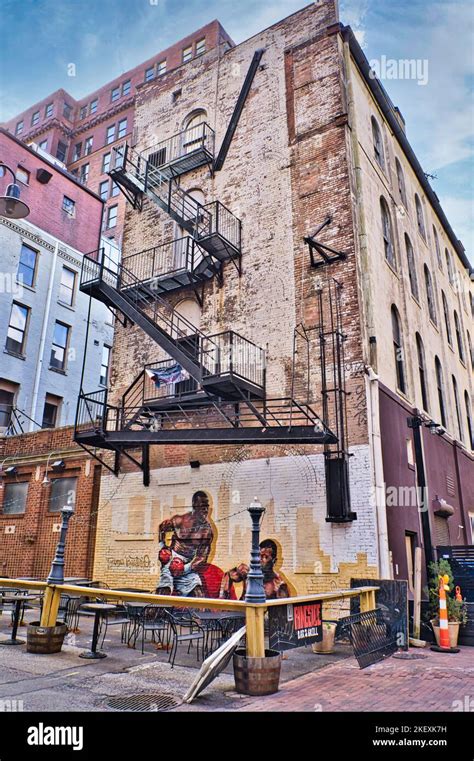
[269, 601, 323, 651]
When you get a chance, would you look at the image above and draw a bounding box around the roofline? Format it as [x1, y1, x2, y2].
[0, 127, 104, 204]
[341, 24, 472, 274]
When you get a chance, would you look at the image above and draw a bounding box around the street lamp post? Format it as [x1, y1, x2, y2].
[244, 497, 266, 604]
[47, 505, 75, 585]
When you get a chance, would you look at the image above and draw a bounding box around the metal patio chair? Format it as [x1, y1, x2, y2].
[165, 609, 205, 668]
[134, 605, 169, 655]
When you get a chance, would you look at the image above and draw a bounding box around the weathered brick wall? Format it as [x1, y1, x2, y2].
[0, 427, 100, 579]
[94, 2, 380, 595]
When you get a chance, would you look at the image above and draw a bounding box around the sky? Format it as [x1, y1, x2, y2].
[0, 0, 473, 255]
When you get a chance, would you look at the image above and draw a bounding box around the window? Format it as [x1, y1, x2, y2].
[442, 291, 452, 346]
[405, 533, 416, 594]
[111, 85, 120, 102]
[467, 330, 473, 370]
[79, 163, 89, 183]
[114, 145, 125, 169]
[62, 196, 75, 217]
[183, 111, 207, 154]
[465, 391, 473, 449]
[99, 180, 109, 200]
[56, 141, 67, 162]
[435, 356, 447, 428]
[31, 111, 40, 126]
[145, 66, 155, 82]
[106, 124, 115, 144]
[380, 197, 395, 268]
[391, 305, 406, 394]
[371, 116, 385, 169]
[59, 266, 76, 305]
[6, 302, 29, 355]
[195, 38, 206, 56]
[90, 98, 98, 114]
[15, 121, 23, 135]
[84, 136, 93, 155]
[415, 194, 425, 239]
[50, 321, 70, 371]
[42, 394, 61, 429]
[405, 234, 418, 299]
[445, 249, 454, 284]
[45, 103, 53, 118]
[17, 244, 37, 287]
[0, 387, 15, 428]
[2, 482, 28, 515]
[452, 376, 464, 442]
[16, 167, 30, 185]
[49, 477, 77, 512]
[102, 152, 111, 173]
[63, 102, 72, 120]
[79, 105, 87, 120]
[424, 265, 437, 324]
[111, 181, 120, 197]
[433, 226, 442, 269]
[182, 45, 193, 63]
[106, 205, 118, 229]
[117, 119, 127, 139]
[157, 60, 166, 76]
[395, 158, 407, 207]
[38, 139, 48, 151]
[122, 80, 131, 96]
[454, 310, 465, 362]
[100, 345, 111, 386]
[73, 142, 82, 161]
[416, 333, 429, 412]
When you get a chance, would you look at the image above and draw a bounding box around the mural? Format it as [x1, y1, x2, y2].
[155, 490, 290, 600]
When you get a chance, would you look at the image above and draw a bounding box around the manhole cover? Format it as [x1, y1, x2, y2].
[107, 694, 179, 712]
[393, 652, 427, 660]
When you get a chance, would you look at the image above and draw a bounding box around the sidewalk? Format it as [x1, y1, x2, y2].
[237, 647, 474, 712]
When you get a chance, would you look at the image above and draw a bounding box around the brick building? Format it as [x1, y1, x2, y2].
[2, 21, 234, 247]
[0, 427, 100, 580]
[9, 2, 469, 598]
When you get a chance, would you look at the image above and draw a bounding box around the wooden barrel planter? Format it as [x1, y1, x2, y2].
[233, 648, 282, 696]
[26, 622, 67, 654]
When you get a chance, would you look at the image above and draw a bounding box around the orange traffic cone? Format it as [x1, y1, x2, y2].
[431, 574, 460, 653]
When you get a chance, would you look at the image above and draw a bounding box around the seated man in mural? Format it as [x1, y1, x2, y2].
[156, 491, 213, 597]
[260, 539, 290, 599]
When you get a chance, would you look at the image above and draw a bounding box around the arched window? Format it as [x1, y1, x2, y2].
[454, 310, 465, 362]
[372, 117, 385, 169]
[415, 194, 425, 239]
[452, 376, 464, 443]
[381, 197, 396, 268]
[391, 305, 406, 393]
[424, 264, 437, 324]
[396, 158, 407, 207]
[465, 390, 473, 449]
[435, 356, 447, 428]
[441, 291, 452, 346]
[445, 249, 454, 284]
[405, 234, 418, 299]
[183, 110, 207, 154]
[416, 333, 429, 412]
[432, 226, 442, 269]
[467, 329, 473, 370]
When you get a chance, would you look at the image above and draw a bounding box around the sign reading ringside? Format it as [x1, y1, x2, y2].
[269, 601, 323, 651]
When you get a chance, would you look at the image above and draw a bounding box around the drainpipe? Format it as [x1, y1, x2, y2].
[29, 239, 59, 430]
[366, 367, 391, 578]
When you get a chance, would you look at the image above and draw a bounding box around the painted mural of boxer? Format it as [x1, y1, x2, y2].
[156, 491, 213, 597]
[219, 540, 290, 600]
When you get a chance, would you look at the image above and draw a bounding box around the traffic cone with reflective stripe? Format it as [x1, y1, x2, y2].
[431, 574, 460, 653]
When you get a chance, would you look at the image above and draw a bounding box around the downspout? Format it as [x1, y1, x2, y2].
[29, 239, 59, 430]
[342, 37, 390, 577]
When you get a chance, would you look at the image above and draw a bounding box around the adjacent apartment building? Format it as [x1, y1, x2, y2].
[2, 21, 234, 247]
[71, 1, 472, 599]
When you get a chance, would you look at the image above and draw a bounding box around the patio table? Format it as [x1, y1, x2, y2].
[0, 594, 38, 646]
[78, 603, 117, 659]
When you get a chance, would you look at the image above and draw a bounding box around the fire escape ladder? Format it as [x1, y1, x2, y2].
[214, 48, 266, 172]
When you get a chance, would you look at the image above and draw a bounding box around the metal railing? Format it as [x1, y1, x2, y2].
[141, 122, 215, 169]
[201, 331, 266, 389]
[198, 201, 241, 253]
[143, 359, 200, 404]
[121, 236, 207, 284]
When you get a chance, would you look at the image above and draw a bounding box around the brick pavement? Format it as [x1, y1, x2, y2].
[237, 647, 474, 712]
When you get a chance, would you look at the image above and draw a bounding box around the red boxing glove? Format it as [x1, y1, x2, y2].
[159, 548, 172, 566]
[169, 558, 185, 577]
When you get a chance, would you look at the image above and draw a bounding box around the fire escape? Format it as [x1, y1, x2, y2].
[74, 53, 338, 483]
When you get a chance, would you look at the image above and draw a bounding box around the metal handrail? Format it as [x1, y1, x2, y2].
[140, 121, 215, 166]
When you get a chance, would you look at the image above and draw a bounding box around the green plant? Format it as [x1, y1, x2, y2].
[425, 559, 468, 626]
